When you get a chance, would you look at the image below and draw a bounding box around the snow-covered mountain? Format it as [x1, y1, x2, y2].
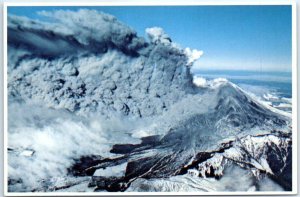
[7, 9, 292, 193]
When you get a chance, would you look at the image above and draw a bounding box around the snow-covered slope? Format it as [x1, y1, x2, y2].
[7, 9, 292, 193]
[62, 81, 291, 192]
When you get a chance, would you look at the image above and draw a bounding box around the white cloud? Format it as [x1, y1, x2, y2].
[184, 47, 203, 66]
[8, 102, 145, 191]
[145, 27, 172, 45]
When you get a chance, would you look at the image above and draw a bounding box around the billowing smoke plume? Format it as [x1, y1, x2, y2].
[146, 27, 172, 45]
[184, 47, 204, 66]
[8, 9, 203, 118]
[7, 10, 205, 191]
[7, 9, 291, 193]
[8, 10, 146, 57]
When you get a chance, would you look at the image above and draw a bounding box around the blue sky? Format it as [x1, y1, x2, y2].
[8, 6, 292, 72]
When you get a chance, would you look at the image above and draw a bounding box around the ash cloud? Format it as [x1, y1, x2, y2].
[7, 10, 205, 190]
[8, 9, 203, 118]
[146, 27, 172, 45]
[7, 9, 292, 193]
[37, 10, 145, 48]
[8, 10, 147, 58]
